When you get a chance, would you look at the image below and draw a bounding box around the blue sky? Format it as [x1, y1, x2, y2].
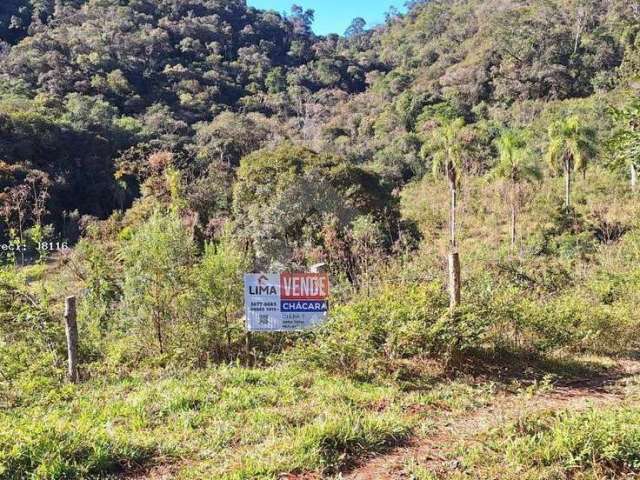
[247, 0, 406, 36]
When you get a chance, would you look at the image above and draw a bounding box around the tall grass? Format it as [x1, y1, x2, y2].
[0, 365, 412, 479]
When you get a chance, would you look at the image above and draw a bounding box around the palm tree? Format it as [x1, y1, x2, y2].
[421, 118, 472, 308]
[492, 129, 541, 249]
[546, 116, 596, 210]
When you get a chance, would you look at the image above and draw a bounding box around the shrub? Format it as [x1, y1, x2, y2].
[183, 231, 250, 364]
[72, 240, 122, 363]
[289, 282, 479, 378]
[119, 211, 196, 362]
[0, 343, 62, 408]
[0, 267, 65, 405]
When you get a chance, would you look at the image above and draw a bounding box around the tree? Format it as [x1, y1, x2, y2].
[492, 129, 541, 249]
[421, 118, 472, 308]
[193, 112, 271, 168]
[344, 17, 366, 38]
[233, 143, 393, 269]
[191, 231, 249, 362]
[289, 5, 315, 35]
[609, 100, 640, 193]
[0, 183, 29, 264]
[120, 211, 195, 356]
[546, 116, 596, 210]
[62, 93, 117, 132]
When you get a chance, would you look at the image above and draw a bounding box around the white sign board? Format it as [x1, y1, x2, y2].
[244, 273, 329, 332]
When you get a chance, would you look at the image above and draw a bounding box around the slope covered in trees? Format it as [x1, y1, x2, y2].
[0, 0, 381, 244]
[0, 0, 639, 246]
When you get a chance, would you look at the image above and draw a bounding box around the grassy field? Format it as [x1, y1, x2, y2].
[1, 365, 414, 479]
[1, 0, 640, 478]
[451, 375, 640, 479]
[3, 353, 639, 479]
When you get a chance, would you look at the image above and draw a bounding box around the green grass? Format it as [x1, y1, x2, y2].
[3, 340, 626, 479]
[1, 359, 540, 479]
[458, 402, 640, 479]
[0, 416, 153, 479]
[0, 365, 413, 479]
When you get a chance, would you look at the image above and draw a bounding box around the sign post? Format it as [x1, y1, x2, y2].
[244, 272, 329, 332]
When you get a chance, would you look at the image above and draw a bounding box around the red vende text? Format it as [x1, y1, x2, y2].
[280, 273, 329, 300]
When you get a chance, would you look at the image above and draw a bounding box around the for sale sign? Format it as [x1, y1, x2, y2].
[244, 273, 329, 331]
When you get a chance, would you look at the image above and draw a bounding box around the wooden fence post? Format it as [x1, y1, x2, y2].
[448, 252, 461, 309]
[245, 330, 253, 367]
[64, 296, 79, 383]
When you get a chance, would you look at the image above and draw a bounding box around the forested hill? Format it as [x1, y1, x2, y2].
[0, 0, 639, 246]
[0, 0, 380, 232]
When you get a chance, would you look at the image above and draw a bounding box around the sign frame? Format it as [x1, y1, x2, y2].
[244, 272, 329, 332]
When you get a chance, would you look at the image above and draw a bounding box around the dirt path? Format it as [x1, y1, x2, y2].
[344, 360, 640, 480]
[122, 464, 181, 480]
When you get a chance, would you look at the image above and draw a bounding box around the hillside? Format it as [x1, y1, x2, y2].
[2, 0, 640, 479]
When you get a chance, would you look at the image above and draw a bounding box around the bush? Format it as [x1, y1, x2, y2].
[119, 211, 196, 363]
[72, 240, 122, 364]
[111, 213, 256, 368]
[0, 343, 62, 408]
[289, 282, 483, 378]
[0, 267, 66, 406]
[532, 294, 635, 354]
[289, 267, 638, 379]
[182, 231, 250, 364]
[460, 256, 640, 356]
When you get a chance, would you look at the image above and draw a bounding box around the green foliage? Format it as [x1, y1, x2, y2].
[186, 231, 250, 363]
[0, 410, 154, 479]
[607, 97, 640, 187]
[0, 266, 66, 408]
[119, 211, 196, 361]
[70, 213, 257, 369]
[2, 2, 640, 477]
[492, 129, 541, 183]
[291, 282, 469, 378]
[0, 98, 135, 242]
[422, 118, 471, 184]
[75, 240, 120, 333]
[233, 142, 394, 268]
[546, 116, 597, 176]
[0, 0, 638, 251]
[0, 342, 61, 408]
